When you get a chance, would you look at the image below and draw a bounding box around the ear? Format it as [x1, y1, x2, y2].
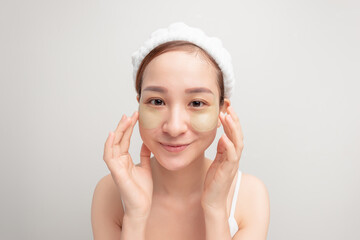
[220, 99, 230, 113]
[217, 99, 231, 128]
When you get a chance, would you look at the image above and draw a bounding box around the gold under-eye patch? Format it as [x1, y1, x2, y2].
[138, 98, 219, 132]
[138, 103, 164, 129]
[190, 105, 219, 132]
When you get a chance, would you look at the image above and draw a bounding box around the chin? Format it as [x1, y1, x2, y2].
[151, 148, 191, 171]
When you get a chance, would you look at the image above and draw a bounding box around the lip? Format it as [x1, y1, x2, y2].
[160, 142, 190, 153]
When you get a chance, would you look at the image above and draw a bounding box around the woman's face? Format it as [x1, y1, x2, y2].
[138, 50, 223, 171]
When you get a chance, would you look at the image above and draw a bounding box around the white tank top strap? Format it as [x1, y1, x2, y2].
[230, 169, 242, 219]
[121, 198, 125, 212]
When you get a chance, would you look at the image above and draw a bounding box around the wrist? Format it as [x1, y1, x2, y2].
[202, 206, 231, 240]
[202, 205, 228, 220]
[123, 214, 149, 226]
[121, 215, 148, 240]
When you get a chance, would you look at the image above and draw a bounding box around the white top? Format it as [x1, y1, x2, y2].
[228, 169, 242, 237]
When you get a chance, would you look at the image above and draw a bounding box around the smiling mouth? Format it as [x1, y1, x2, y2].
[160, 143, 190, 153]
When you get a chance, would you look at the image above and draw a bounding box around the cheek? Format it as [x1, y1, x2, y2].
[190, 106, 219, 132]
[138, 103, 164, 129]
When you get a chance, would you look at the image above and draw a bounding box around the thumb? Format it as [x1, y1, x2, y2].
[140, 143, 151, 170]
[216, 135, 228, 155]
[213, 135, 227, 165]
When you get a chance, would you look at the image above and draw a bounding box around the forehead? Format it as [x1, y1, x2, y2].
[142, 50, 219, 92]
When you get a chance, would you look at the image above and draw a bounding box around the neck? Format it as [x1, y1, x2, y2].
[150, 154, 210, 201]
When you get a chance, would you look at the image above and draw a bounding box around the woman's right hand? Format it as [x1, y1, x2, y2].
[103, 112, 153, 220]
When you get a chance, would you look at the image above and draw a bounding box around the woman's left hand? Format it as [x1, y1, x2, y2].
[201, 106, 244, 213]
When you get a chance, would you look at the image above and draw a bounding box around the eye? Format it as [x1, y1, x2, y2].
[190, 100, 205, 108]
[149, 99, 164, 106]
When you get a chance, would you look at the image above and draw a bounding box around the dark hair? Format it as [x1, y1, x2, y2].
[135, 41, 225, 106]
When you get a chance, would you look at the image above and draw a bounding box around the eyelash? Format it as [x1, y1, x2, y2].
[146, 98, 207, 108]
[148, 98, 165, 106]
[189, 100, 206, 108]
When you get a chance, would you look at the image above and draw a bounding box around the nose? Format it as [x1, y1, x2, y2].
[162, 106, 188, 137]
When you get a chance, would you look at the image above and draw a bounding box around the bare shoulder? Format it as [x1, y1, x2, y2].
[240, 173, 269, 200]
[236, 173, 270, 231]
[91, 174, 124, 235]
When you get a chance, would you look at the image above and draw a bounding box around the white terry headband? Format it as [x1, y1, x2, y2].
[131, 22, 235, 98]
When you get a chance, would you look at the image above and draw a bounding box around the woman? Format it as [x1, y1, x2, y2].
[91, 23, 270, 240]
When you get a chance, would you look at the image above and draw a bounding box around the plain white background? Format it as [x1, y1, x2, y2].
[1, 0, 359, 239]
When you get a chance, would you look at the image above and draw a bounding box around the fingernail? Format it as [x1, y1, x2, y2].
[226, 114, 233, 122]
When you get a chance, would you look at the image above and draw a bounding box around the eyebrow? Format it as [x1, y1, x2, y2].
[185, 87, 214, 95]
[142, 86, 214, 95]
[142, 86, 168, 93]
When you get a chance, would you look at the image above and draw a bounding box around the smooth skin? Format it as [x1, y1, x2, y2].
[139, 95, 219, 132]
[91, 51, 270, 240]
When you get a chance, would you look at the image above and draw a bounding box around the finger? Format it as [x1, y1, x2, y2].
[220, 134, 239, 178]
[219, 112, 234, 142]
[213, 134, 232, 166]
[219, 134, 237, 164]
[119, 111, 139, 153]
[227, 106, 244, 141]
[222, 107, 244, 157]
[205, 156, 220, 188]
[216, 133, 227, 155]
[225, 114, 244, 156]
[140, 143, 152, 171]
[208, 137, 228, 185]
[113, 115, 132, 158]
[219, 112, 228, 133]
[103, 131, 115, 162]
[113, 114, 132, 146]
[214, 135, 238, 180]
